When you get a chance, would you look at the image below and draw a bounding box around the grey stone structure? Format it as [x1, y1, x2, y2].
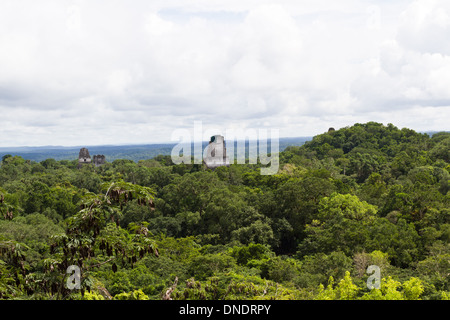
[78, 148, 105, 168]
[78, 148, 91, 168]
[93, 154, 106, 167]
[203, 135, 230, 169]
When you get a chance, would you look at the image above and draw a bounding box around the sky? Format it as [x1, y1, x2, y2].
[0, 0, 449, 147]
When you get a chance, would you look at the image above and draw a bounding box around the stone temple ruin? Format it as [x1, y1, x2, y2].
[203, 135, 230, 170]
[93, 155, 106, 167]
[78, 148, 105, 169]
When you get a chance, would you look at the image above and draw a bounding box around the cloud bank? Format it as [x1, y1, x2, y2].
[0, 0, 448, 146]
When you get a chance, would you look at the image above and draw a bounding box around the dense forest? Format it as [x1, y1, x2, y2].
[0, 122, 448, 300]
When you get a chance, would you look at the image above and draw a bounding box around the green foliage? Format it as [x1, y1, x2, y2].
[296, 251, 353, 288]
[114, 289, 149, 300]
[360, 276, 425, 300]
[315, 271, 359, 300]
[171, 272, 302, 300]
[230, 243, 274, 266]
[298, 193, 377, 257]
[82, 290, 105, 300]
[0, 122, 448, 300]
[188, 254, 237, 281]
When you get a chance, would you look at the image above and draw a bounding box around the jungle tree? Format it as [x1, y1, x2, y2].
[34, 180, 158, 299]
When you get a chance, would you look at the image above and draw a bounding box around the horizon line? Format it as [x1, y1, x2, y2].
[0, 128, 447, 149]
[0, 136, 314, 150]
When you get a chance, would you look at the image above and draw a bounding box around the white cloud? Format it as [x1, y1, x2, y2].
[397, 0, 450, 54]
[0, 0, 448, 147]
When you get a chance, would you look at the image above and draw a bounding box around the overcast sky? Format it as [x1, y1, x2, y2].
[0, 0, 449, 147]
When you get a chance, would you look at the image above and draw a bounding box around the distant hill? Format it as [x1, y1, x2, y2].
[2, 126, 445, 164]
[0, 137, 311, 163]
